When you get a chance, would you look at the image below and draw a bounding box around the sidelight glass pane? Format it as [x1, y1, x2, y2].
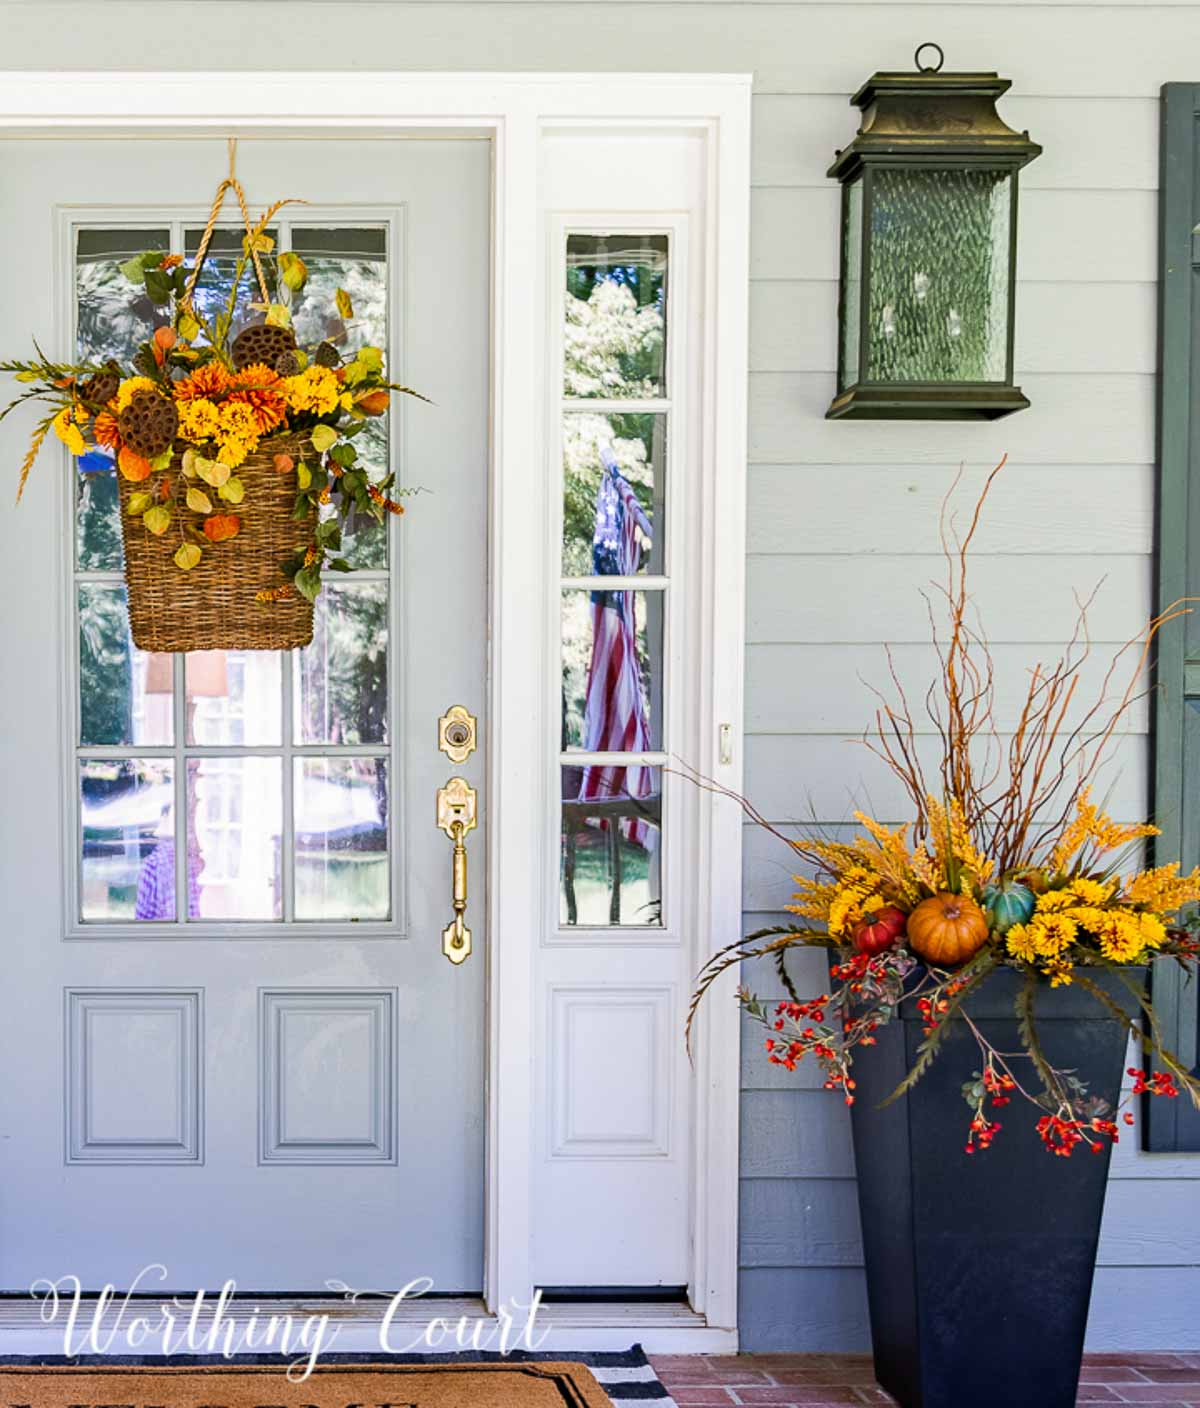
[560, 764, 662, 927]
[80, 758, 175, 922]
[295, 582, 389, 745]
[187, 757, 282, 921]
[292, 228, 391, 570]
[75, 228, 171, 571]
[185, 650, 282, 747]
[295, 757, 390, 921]
[564, 234, 668, 399]
[866, 168, 1012, 384]
[78, 583, 172, 747]
[563, 411, 663, 577]
[561, 589, 663, 752]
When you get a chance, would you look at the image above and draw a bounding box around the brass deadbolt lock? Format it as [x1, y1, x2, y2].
[438, 705, 477, 764]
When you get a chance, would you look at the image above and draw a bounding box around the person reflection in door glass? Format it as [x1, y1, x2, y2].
[135, 803, 201, 920]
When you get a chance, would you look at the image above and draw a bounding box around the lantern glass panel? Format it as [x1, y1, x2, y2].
[839, 178, 864, 390]
[866, 168, 1012, 385]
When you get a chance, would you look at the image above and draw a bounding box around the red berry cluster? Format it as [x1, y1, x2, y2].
[1128, 1067, 1180, 1097]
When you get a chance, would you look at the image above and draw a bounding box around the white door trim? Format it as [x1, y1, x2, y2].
[0, 71, 751, 1352]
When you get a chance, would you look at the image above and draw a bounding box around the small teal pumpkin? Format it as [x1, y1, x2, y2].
[981, 880, 1036, 934]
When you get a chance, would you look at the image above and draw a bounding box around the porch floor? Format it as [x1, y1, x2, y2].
[648, 1353, 1200, 1407]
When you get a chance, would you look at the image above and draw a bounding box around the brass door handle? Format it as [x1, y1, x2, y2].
[437, 777, 476, 964]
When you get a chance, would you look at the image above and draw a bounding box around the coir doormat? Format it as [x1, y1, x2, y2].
[0, 1360, 618, 1407]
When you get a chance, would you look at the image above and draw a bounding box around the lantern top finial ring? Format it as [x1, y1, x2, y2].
[913, 41, 945, 73]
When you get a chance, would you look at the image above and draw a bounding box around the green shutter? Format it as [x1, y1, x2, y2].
[1150, 83, 1200, 1151]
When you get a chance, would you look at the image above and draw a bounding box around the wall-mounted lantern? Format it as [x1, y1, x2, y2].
[827, 44, 1041, 420]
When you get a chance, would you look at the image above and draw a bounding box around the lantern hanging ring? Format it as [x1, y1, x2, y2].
[913, 41, 945, 73]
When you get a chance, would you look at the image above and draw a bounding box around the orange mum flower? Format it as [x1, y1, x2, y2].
[93, 410, 121, 450]
[229, 363, 288, 435]
[174, 362, 232, 400]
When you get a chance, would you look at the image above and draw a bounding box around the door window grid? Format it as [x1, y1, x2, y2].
[71, 219, 397, 930]
[557, 231, 672, 930]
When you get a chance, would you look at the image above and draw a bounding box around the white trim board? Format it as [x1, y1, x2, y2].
[0, 70, 752, 1353]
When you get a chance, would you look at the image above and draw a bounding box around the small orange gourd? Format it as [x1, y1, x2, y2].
[907, 892, 990, 966]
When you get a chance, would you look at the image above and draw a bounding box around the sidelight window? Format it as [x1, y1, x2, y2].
[557, 233, 672, 929]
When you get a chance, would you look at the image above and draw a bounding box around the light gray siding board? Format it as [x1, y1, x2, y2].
[744, 643, 1152, 734]
[749, 373, 1156, 465]
[741, 1090, 856, 1177]
[742, 733, 1147, 826]
[5, 4, 1200, 95]
[751, 94, 1159, 191]
[740, 1179, 864, 1267]
[746, 555, 1153, 643]
[750, 281, 1156, 373]
[746, 465, 1155, 553]
[739, 1268, 871, 1353]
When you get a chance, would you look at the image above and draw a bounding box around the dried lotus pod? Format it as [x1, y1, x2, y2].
[117, 389, 179, 459]
[274, 350, 301, 377]
[230, 321, 296, 371]
[314, 341, 340, 369]
[78, 361, 122, 409]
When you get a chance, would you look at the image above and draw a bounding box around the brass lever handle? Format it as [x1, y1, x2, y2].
[437, 776, 476, 965]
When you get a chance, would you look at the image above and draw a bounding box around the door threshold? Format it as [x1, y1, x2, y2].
[0, 1294, 736, 1356]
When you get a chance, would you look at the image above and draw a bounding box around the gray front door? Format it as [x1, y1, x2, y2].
[0, 137, 490, 1291]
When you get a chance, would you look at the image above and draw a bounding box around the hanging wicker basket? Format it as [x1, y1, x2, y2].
[117, 432, 316, 653]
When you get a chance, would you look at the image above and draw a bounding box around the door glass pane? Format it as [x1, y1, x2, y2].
[560, 764, 662, 926]
[80, 758, 175, 922]
[563, 411, 663, 577]
[561, 589, 663, 752]
[78, 583, 172, 747]
[295, 581, 389, 745]
[292, 228, 390, 570]
[187, 757, 282, 921]
[75, 228, 170, 570]
[295, 757, 390, 921]
[185, 651, 282, 747]
[564, 234, 668, 399]
[182, 227, 279, 342]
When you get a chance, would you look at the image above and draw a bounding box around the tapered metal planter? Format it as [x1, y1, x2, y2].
[846, 966, 1143, 1408]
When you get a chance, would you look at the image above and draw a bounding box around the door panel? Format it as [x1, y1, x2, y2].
[0, 138, 489, 1290]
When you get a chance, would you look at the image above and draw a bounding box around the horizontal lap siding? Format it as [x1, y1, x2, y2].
[3, 0, 1197, 1356]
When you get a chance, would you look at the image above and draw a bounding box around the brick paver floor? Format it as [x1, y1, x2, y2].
[648, 1353, 1200, 1408]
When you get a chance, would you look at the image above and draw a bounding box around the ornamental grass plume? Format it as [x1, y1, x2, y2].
[686, 457, 1200, 1156]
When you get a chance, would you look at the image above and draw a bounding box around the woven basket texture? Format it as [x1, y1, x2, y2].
[117, 433, 315, 652]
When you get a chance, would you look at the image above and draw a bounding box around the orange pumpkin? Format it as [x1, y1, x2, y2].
[907, 892, 989, 966]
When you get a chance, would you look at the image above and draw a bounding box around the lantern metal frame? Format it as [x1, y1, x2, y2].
[827, 46, 1042, 421]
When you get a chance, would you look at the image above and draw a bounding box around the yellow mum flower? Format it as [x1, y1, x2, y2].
[1005, 923, 1039, 964]
[1030, 913, 1078, 958]
[1138, 912, 1167, 950]
[52, 404, 87, 456]
[1067, 877, 1116, 906]
[176, 397, 221, 443]
[1035, 890, 1076, 914]
[1046, 960, 1074, 988]
[1095, 910, 1146, 964]
[282, 365, 339, 416]
[114, 376, 158, 413]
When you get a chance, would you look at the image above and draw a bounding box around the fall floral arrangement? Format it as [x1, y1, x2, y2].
[689, 460, 1200, 1157]
[1, 161, 418, 631]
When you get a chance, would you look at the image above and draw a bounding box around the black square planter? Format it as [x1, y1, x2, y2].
[845, 966, 1144, 1408]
